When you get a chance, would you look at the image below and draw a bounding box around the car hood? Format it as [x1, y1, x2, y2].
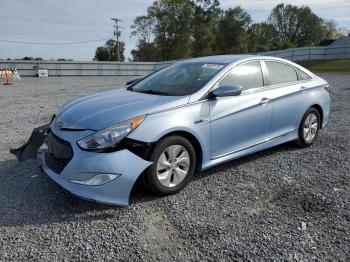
[58, 88, 189, 130]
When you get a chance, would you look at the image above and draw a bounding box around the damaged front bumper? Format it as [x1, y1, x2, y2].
[10, 124, 50, 162]
[10, 119, 152, 207]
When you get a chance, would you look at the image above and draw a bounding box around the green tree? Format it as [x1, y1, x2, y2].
[94, 47, 109, 61]
[131, 41, 160, 62]
[105, 39, 125, 61]
[94, 39, 125, 61]
[321, 20, 341, 40]
[268, 4, 324, 47]
[192, 0, 221, 57]
[247, 22, 279, 52]
[131, 15, 160, 61]
[214, 7, 252, 54]
[131, 15, 154, 44]
[148, 0, 194, 60]
[130, 1, 253, 60]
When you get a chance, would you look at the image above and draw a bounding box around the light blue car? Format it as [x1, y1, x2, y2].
[11, 55, 331, 207]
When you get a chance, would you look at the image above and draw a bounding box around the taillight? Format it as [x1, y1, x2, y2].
[324, 84, 332, 93]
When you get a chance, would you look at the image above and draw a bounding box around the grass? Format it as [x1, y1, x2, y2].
[297, 59, 350, 73]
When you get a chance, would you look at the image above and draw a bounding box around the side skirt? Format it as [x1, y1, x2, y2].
[202, 129, 297, 170]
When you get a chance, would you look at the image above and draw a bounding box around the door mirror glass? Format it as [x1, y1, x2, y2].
[210, 85, 242, 98]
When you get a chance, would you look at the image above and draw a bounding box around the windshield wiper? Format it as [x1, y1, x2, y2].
[137, 90, 171, 96]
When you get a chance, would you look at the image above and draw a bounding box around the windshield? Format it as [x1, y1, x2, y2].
[130, 62, 225, 96]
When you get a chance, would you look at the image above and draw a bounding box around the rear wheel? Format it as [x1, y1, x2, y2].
[145, 135, 196, 196]
[296, 107, 321, 147]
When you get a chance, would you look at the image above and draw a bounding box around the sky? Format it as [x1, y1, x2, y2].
[0, 0, 349, 61]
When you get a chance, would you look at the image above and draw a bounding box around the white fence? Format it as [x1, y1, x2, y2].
[256, 45, 350, 61]
[0, 60, 171, 77]
[0, 45, 349, 77]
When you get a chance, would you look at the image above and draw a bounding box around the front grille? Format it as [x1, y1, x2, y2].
[46, 132, 73, 174]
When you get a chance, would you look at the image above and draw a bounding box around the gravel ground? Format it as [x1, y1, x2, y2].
[0, 74, 349, 261]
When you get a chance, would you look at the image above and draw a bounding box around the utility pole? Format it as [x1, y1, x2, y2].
[111, 18, 122, 62]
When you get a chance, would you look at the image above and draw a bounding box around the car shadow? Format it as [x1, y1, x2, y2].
[0, 142, 299, 228]
[0, 159, 119, 228]
[130, 141, 300, 204]
[193, 141, 299, 181]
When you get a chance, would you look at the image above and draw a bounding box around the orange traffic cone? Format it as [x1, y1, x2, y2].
[3, 69, 12, 85]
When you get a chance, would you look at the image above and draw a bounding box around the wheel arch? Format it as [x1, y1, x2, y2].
[310, 104, 324, 128]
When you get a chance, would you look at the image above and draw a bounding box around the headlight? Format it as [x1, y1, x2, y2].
[77, 115, 145, 150]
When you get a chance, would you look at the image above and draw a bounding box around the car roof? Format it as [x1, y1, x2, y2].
[184, 55, 256, 64]
[175, 55, 315, 77]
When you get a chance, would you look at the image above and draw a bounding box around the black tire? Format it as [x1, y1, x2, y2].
[296, 107, 321, 147]
[145, 135, 196, 196]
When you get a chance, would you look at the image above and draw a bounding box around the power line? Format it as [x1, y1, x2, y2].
[0, 38, 111, 45]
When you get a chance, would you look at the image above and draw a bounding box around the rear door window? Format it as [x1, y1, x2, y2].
[265, 61, 298, 85]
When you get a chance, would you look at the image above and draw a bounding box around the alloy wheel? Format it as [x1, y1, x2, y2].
[303, 113, 318, 143]
[156, 145, 190, 188]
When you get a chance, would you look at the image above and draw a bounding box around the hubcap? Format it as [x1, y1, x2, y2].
[156, 145, 190, 188]
[303, 113, 318, 143]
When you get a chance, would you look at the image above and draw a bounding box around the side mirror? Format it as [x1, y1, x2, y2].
[210, 85, 242, 98]
[126, 76, 143, 86]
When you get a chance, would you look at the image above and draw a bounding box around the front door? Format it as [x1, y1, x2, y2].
[210, 61, 273, 159]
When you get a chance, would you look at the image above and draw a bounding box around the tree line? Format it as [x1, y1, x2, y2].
[3, 57, 74, 61]
[94, 1, 342, 62]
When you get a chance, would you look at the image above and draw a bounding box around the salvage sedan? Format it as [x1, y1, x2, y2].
[11, 55, 331, 206]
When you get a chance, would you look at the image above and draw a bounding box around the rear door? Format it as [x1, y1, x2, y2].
[209, 61, 273, 159]
[262, 60, 312, 138]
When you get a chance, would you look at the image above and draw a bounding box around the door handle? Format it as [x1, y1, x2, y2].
[300, 86, 307, 92]
[259, 97, 271, 105]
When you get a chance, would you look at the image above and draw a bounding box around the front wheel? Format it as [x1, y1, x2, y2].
[145, 135, 196, 196]
[296, 107, 321, 147]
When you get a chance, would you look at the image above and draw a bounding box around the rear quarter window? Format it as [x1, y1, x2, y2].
[295, 67, 312, 80]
